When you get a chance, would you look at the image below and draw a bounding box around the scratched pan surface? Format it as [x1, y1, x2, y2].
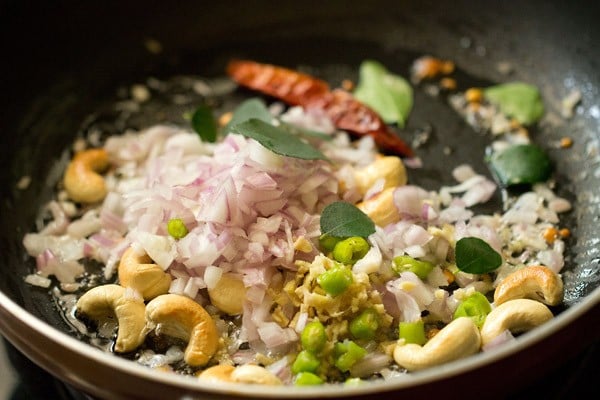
[0, 1, 599, 399]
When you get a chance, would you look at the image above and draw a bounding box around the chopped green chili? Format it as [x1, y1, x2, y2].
[344, 378, 364, 386]
[319, 234, 341, 252]
[317, 264, 354, 296]
[453, 291, 492, 328]
[398, 320, 427, 345]
[167, 218, 188, 239]
[334, 340, 367, 372]
[349, 308, 380, 340]
[301, 320, 327, 353]
[294, 372, 324, 386]
[392, 255, 435, 279]
[291, 350, 320, 374]
[332, 236, 370, 265]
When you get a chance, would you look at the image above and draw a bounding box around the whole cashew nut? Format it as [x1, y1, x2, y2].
[393, 317, 481, 371]
[480, 298, 553, 346]
[146, 294, 219, 367]
[75, 284, 146, 353]
[197, 365, 236, 382]
[357, 187, 401, 227]
[494, 265, 563, 306]
[208, 273, 246, 315]
[197, 364, 282, 386]
[230, 364, 283, 385]
[118, 246, 171, 301]
[354, 156, 407, 196]
[63, 148, 109, 203]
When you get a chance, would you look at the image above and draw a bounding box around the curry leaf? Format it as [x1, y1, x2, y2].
[320, 202, 376, 238]
[231, 118, 329, 161]
[487, 144, 552, 187]
[455, 237, 502, 274]
[483, 82, 544, 125]
[224, 98, 272, 133]
[354, 60, 413, 127]
[191, 105, 218, 142]
[278, 121, 333, 141]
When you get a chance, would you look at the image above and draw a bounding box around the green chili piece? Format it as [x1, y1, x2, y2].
[332, 236, 370, 265]
[345, 378, 364, 386]
[453, 291, 492, 328]
[294, 372, 324, 386]
[317, 264, 354, 296]
[291, 350, 320, 374]
[319, 234, 341, 252]
[392, 255, 435, 279]
[301, 320, 327, 353]
[334, 340, 367, 372]
[167, 218, 188, 239]
[349, 308, 380, 340]
[334, 341, 348, 357]
[398, 320, 426, 345]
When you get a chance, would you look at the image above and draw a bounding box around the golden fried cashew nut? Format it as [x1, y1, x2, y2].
[494, 265, 563, 306]
[118, 246, 171, 301]
[230, 364, 283, 385]
[63, 148, 109, 203]
[393, 317, 481, 371]
[76, 284, 146, 353]
[357, 187, 401, 227]
[197, 365, 236, 383]
[207, 273, 246, 315]
[354, 156, 407, 196]
[197, 364, 282, 385]
[146, 294, 219, 367]
[480, 298, 553, 346]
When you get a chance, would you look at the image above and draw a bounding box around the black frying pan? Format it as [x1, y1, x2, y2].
[1, 1, 599, 399]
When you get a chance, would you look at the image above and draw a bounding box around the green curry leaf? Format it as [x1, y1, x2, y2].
[278, 121, 333, 141]
[320, 202, 376, 238]
[483, 82, 544, 125]
[487, 144, 552, 187]
[224, 98, 272, 133]
[353, 60, 413, 127]
[455, 237, 502, 274]
[191, 105, 218, 142]
[231, 118, 329, 161]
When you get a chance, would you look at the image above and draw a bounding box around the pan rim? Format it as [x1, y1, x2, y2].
[1, 285, 598, 398]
